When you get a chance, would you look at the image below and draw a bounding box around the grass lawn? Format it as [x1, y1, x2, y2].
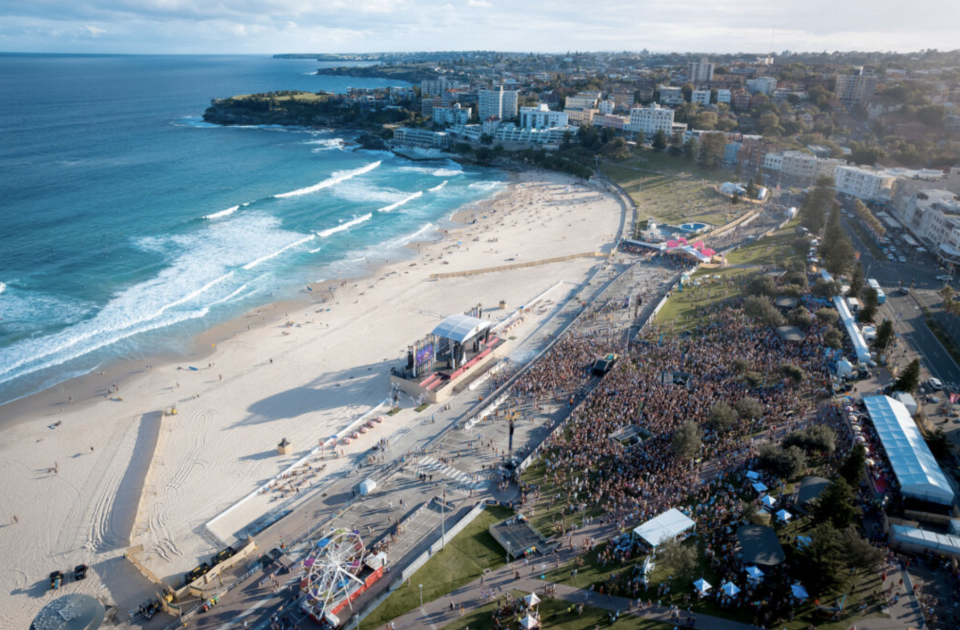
[602, 151, 747, 237]
[359, 505, 515, 630]
[724, 220, 804, 268]
[439, 591, 673, 630]
[652, 272, 745, 333]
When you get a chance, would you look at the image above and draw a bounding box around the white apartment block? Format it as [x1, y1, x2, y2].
[478, 86, 519, 122]
[834, 165, 898, 201]
[763, 150, 844, 186]
[520, 104, 568, 129]
[494, 123, 576, 145]
[716, 89, 731, 104]
[482, 116, 502, 136]
[687, 57, 715, 84]
[626, 103, 675, 137]
[598, 99, 616, 115]
[692, 90, 711, 106]
[899, 189, 960, 264]
[658, 86, 684, 106]
[565, 94, 600, 111]
[431, 103, 472, 126]
[392, 127, 450, 150]
[746, 76, 777, 96]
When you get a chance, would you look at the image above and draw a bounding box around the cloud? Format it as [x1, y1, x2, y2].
[0, 0, 957, 53]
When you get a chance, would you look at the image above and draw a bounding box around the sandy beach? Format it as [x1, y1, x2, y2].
[0, 168, 624, 627]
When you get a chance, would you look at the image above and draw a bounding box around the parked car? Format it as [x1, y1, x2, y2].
[936, 275, 952, 282]
[928, 377, 944, 391]
[898, 256, 907, 263]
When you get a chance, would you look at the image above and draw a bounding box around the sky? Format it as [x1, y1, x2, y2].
[0, 0, 958, 55]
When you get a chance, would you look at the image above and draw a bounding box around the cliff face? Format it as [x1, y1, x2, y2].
[202, 92, 336, 127]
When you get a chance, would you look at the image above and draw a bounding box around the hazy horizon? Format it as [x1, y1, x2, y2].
[1, 0, 958, 56]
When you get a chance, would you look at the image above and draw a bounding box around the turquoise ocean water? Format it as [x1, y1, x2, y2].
[0, 54, 504, 404]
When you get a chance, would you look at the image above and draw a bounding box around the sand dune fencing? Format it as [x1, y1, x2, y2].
[429, 251, 605, 281]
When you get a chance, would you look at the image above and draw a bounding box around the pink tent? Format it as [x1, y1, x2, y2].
[701, 248, 716, 257]
[666, 240, 679, 248]
[677, 237, 689, 245]
[693, 241, 705, 250]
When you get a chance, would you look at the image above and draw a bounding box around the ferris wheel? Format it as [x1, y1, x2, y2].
[302, 528, 366, 620]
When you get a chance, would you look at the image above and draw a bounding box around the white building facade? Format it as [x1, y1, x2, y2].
[520, 104, 568, 130]
[626, 103, 675, 138]
[691, 90, 711, 106]
[834, 165, 898, 201]
[431, 103, 472, 126]
[478, 86, 519, 122]
[687, 57, 715, 84]
[658, 86, 684, 106]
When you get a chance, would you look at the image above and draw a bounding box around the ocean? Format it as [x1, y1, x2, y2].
[0, 54, 505, 405]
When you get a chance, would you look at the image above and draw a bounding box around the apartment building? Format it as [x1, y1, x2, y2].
[687, 57, 715, 84]
[835, 67, 878, 104]
[392, 128, 450, 150]
[478, 86, 519, 121]
[520, 104, 568, 129]
[834, 165, 898, 201]
[691, 90, 711, 106]
[899, 189, 960, 264]
[658, 86, 684, 106]
[431, 103, 472, 126]
[626, 103, 675, 138]
[762, 150, 845, 186]
[746, 76, 777, 96]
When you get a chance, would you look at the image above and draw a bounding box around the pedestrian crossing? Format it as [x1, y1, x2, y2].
[416, 456, 489, 494]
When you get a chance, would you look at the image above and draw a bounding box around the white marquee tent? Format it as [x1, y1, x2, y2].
[633, 508, 696, 547]
[863, 396, 955, 505]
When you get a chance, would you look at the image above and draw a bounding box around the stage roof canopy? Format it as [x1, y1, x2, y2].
[432, 314, 492, 344]
[864, 396, 955, 505]
[633, 508, 696, 547]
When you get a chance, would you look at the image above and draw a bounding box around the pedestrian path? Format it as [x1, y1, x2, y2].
[415, 456, 489, 494]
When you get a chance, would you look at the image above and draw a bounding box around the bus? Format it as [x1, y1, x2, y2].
[867, 279, 886, 305]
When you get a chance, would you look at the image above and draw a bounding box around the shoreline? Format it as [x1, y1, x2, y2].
[0, 166, 620, 628]
[0, 170, 513, 431]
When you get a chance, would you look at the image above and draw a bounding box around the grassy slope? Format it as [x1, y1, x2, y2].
[359, 506, 514, 630]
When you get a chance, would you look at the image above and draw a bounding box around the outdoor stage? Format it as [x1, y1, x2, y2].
[390, 312, 504, 404]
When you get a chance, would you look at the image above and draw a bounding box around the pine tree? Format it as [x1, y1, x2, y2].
[859, 287, 879, 323]
[812, 479, 860, 529]
[839, 443, 866, 485]
[652, 129, 668, 151]
[873, 320, 894, 351]
[894, 359, 921, 393]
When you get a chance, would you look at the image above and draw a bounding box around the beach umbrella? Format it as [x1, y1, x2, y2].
[721, 582, 741, 597]
[776, 509, 792, 523]
[761, 495, 777, 508]
[523, 593, 541, 608]
[791, 584, 809, 601]
[519, 613, 540, 629]
[745, 566, 764, 581]
[693, 578, 712, 594]
[752, 481, 768, 493]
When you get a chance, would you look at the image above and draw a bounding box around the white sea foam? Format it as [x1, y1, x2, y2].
[274, 161, 381, 198]
[307, 247, 323, 254]
[204, 205, 240, 220]
[303, 138, 344, 151]
[428, 181, 448, 192]
[377, 191, 423, 213]
[432, 168, 462, 177]
[0, 214, 317, 388]
[388, 222, 437, 248]
[242, 234, 316, 270]
[317, 213, 372, 238]
[0, 282, 5, 297]
[468, 181, 502, 191]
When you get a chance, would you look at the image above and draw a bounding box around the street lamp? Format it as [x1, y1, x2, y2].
[506, 541, 512, 565]
[419, 584, 423, 610]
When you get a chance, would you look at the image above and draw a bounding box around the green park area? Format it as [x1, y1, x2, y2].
[602, 150, 749, 234]
[359, 505, 514, 630]
[651, 218, 806, 332]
